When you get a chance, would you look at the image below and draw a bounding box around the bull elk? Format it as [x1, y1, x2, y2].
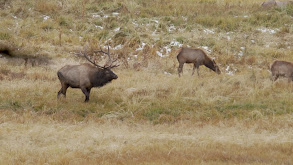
[270, 60, 293, 82]
[177, 48, 221, 77]
[57, 45, 119, 102]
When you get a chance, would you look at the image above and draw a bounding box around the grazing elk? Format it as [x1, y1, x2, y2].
[177, 48, 221, 77]
[261, 0, 293, 8]
[270, 60, 293, 82]
[57, 45, 119, 102]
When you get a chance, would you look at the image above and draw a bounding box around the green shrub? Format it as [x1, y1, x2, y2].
[0, 32, 11, 40]
[94, 30, 109, 40]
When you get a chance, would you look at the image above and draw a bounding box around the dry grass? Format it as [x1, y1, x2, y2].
[1, 0, 293, 164]
[0, 111, 293, 164]
[0, 60, 292, 122]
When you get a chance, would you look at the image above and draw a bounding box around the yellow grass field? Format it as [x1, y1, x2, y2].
[1, 112, 293, 164]
[0, 0, 293, 164]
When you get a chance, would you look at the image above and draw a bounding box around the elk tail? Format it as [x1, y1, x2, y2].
[57, 71, 65, 80]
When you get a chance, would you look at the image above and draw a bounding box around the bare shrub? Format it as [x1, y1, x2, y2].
[35, 0, 60, 14]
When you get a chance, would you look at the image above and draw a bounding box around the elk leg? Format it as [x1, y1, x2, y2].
[192, 63, 197, 75]
[87, 88, 91, 99]
[57, 89, 62, 98]
[57, 84, 69, 98]
[196, 62, 200, 76]
[178, 63, 184, 77]
[62, 84, 69, 97]
[271, 74, 279, 82]
[81, 87, 90, 102]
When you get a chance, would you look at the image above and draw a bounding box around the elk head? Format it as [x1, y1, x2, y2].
[212, 59, 221, 74]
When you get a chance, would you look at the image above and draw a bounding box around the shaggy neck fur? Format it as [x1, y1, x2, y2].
[93, 69, 113, 87]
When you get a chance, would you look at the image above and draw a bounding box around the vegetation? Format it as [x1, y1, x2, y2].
[0, 0, 292, 164]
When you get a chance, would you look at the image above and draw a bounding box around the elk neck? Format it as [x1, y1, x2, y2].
[92, 69, 114, 87]
[203, 58, 216, 71]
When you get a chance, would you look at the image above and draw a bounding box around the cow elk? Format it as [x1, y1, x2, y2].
[57, 45, 119, 102]
[261, 0, 293, 8]
[177, 48, 221, 77]
[270, 60, 293, 82]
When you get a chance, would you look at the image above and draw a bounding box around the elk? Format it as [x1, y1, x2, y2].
[261, 0, 293, 8]
[270, 60, 293, 82]
[261, 0, 277, 8]
[57, 45, 119, 102]
[177, 48, 221, 77]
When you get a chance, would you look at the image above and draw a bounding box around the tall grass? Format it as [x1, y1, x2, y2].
[0, 61, 292, 122]
[0, 111, 293, 164]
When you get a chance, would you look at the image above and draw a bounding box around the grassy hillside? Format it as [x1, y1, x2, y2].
[1, 0, 292, 62]
[1, 0, 292, 121]
[0, 0, 293, 164]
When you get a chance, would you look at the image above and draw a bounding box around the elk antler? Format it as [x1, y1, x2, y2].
[94, 45, 119, 69]
[72, 45, 104, 68]
[72, 44, 119, 69]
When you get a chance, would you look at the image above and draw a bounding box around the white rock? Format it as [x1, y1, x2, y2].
[170, 41, 183, 47]
[203, 29, 215, 34]
[199, 46, 211, 53]
[257, 28, 279, 34]
[95, 25, 104, 29]
[136, 42, 146, 51]
[114, 27, 120, 31]
[168, 24, 176, 32]
[156, 51, 168, 58]
[238, 51, 244, 56]
[43, 16, 50, 21]
[164, 72, 172, 75]
[92, 14, 101, 18]
[114, 44, 122, 50]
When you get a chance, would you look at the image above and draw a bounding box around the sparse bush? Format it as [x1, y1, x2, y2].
[40, 21, 54, 31]
[279, 26, 290, 33]
[35, 0, 60, 15]
[58, 16, 71, 28]
[175, 36, 185, 44]
[196, 16, 241, 31]
[283, 4, 293, 16]
[22, 30, 35, 39]
[113, 31, 128, 45]
[0, 32, 11, 40]
[0, 68, 10, 75]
